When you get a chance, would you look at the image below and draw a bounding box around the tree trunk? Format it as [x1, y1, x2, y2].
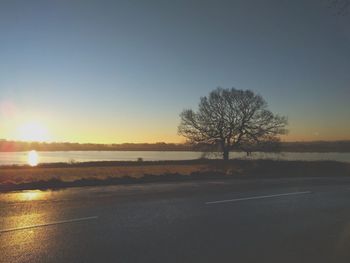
[223, 147, 229, 161]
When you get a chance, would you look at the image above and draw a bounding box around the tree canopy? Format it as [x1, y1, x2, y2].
[178, 88, 288, 160]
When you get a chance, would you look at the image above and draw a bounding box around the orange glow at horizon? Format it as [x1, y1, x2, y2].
[1, 115, 349, 144]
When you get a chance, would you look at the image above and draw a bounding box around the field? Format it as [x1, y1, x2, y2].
[1, 159, 350, 192]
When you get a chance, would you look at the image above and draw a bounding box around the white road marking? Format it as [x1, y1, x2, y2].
[0, 216, 98, 234]
[205, 191, 312, 205]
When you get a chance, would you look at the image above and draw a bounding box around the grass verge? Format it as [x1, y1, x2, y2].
[1, 159, 350, 192]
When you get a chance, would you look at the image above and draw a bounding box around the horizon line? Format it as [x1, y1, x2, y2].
[1, 139, 350, 145]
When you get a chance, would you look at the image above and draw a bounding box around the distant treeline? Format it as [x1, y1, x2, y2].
[279, 141, 350, 152]
[0, 140, 192, 152]
[0, 140, 350, 152]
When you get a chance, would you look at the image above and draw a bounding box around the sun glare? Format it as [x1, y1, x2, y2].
[19, 190, 44, 201]
[28, 150, 39, 166]
[17, 121, 50, 142]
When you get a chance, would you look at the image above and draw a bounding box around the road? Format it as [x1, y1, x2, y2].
[2, 177, 350, 262]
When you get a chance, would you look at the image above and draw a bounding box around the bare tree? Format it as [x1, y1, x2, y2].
[328, 0, 350, 15]
[178, 88, 288, 160]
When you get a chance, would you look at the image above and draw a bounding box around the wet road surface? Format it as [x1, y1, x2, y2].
[2, 177, 350, 262]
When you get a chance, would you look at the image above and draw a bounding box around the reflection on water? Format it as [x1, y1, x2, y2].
[0, 150, 349, 166]
[27, 150, 39, 166]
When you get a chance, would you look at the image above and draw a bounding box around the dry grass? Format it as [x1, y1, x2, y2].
[1, 159, 350, 191]
[0, 163, 211, 184]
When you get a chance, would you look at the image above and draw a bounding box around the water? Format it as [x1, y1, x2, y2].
[0, 151, 350, 166]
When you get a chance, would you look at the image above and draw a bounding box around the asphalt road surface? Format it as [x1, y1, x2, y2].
[2, 177, 350, 263]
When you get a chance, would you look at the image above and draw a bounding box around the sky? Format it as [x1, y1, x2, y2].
[0, 0, 349, 143]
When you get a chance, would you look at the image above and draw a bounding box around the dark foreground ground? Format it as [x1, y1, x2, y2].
[2, 177, 350, 262]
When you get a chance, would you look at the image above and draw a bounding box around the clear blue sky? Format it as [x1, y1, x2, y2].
[0, 0, 349, 143]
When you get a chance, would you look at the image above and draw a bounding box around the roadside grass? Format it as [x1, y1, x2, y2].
[1, 159, 350, 192]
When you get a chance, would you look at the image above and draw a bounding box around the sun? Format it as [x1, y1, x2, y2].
[16, 121, 50, 142]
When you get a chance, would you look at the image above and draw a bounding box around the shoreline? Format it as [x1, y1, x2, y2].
[2, 150, 350, 153]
